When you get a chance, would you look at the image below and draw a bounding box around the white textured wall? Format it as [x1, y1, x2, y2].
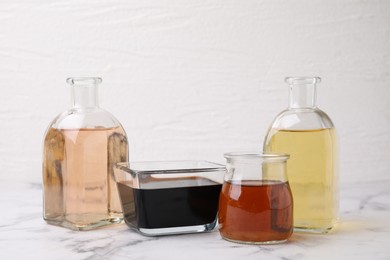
[0, 1, 389, 183]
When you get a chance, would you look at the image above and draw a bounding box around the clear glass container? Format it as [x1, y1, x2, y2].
[218, 153, 293, 244]
[263, 77, 339, 234]
[42, 77, 128, 231]
[113, 161, 225, 236]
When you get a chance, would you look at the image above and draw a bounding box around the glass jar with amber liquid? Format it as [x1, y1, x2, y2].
[42, 77, 128, 230]
[264, 77, 338, 234]
[218, 152, 293, 244]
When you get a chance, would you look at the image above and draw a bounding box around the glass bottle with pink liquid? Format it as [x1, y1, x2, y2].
[42, 77, 128, 230]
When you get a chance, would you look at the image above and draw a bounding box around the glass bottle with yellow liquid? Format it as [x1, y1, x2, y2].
[263, 77, 338, 234]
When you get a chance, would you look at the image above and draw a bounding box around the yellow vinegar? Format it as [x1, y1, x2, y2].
[264, 128, 338, 233]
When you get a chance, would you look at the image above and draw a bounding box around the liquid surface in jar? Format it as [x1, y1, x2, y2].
[264, 128, 338, 232]
[117, 178, 222, 229]
[43, 127, 128, 229]
[218, 180, 293, 243]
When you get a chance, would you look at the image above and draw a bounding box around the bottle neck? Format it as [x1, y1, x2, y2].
[285, 77, 320, 109]
[288, 83, 317, 109]
[72, 85, 99, 108]
[67, 78, 102, 109]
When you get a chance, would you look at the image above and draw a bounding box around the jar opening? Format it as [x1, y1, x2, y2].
[285, 77, 321, 85]
[67, 77, 102, 86]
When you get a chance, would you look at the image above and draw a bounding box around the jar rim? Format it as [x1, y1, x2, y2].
[66, 77, 102, 86]
[285, 77, 321, 85]
[224, 152, 289, 161]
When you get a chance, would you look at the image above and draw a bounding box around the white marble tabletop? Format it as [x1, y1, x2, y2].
[1, 180, 389, 260]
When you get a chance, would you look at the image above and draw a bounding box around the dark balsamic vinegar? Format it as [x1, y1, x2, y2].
[117, 179, 222, 229]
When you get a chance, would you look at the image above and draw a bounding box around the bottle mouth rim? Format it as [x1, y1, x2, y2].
[224, 152, 289, 161]
[66, 77, 102, 86]
[285, 77, 321, 85]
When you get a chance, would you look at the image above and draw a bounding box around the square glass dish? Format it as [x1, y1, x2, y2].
[113, 161, 225, 236]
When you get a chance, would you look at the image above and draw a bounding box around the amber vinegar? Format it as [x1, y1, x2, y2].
[218, 180, 293, 243]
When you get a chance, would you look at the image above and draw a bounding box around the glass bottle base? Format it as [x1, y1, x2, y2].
[293, 225, 334, 234]
[44, 214, 123, 231]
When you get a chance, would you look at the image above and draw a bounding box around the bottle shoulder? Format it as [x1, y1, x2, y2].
[268, 107, 335, 131]
[48, 107, 124, 130]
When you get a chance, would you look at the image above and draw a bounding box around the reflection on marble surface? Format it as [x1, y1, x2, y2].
[0, 180, 389, 260]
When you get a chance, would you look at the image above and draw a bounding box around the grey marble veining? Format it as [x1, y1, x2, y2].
[0, 180, 389, 260]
